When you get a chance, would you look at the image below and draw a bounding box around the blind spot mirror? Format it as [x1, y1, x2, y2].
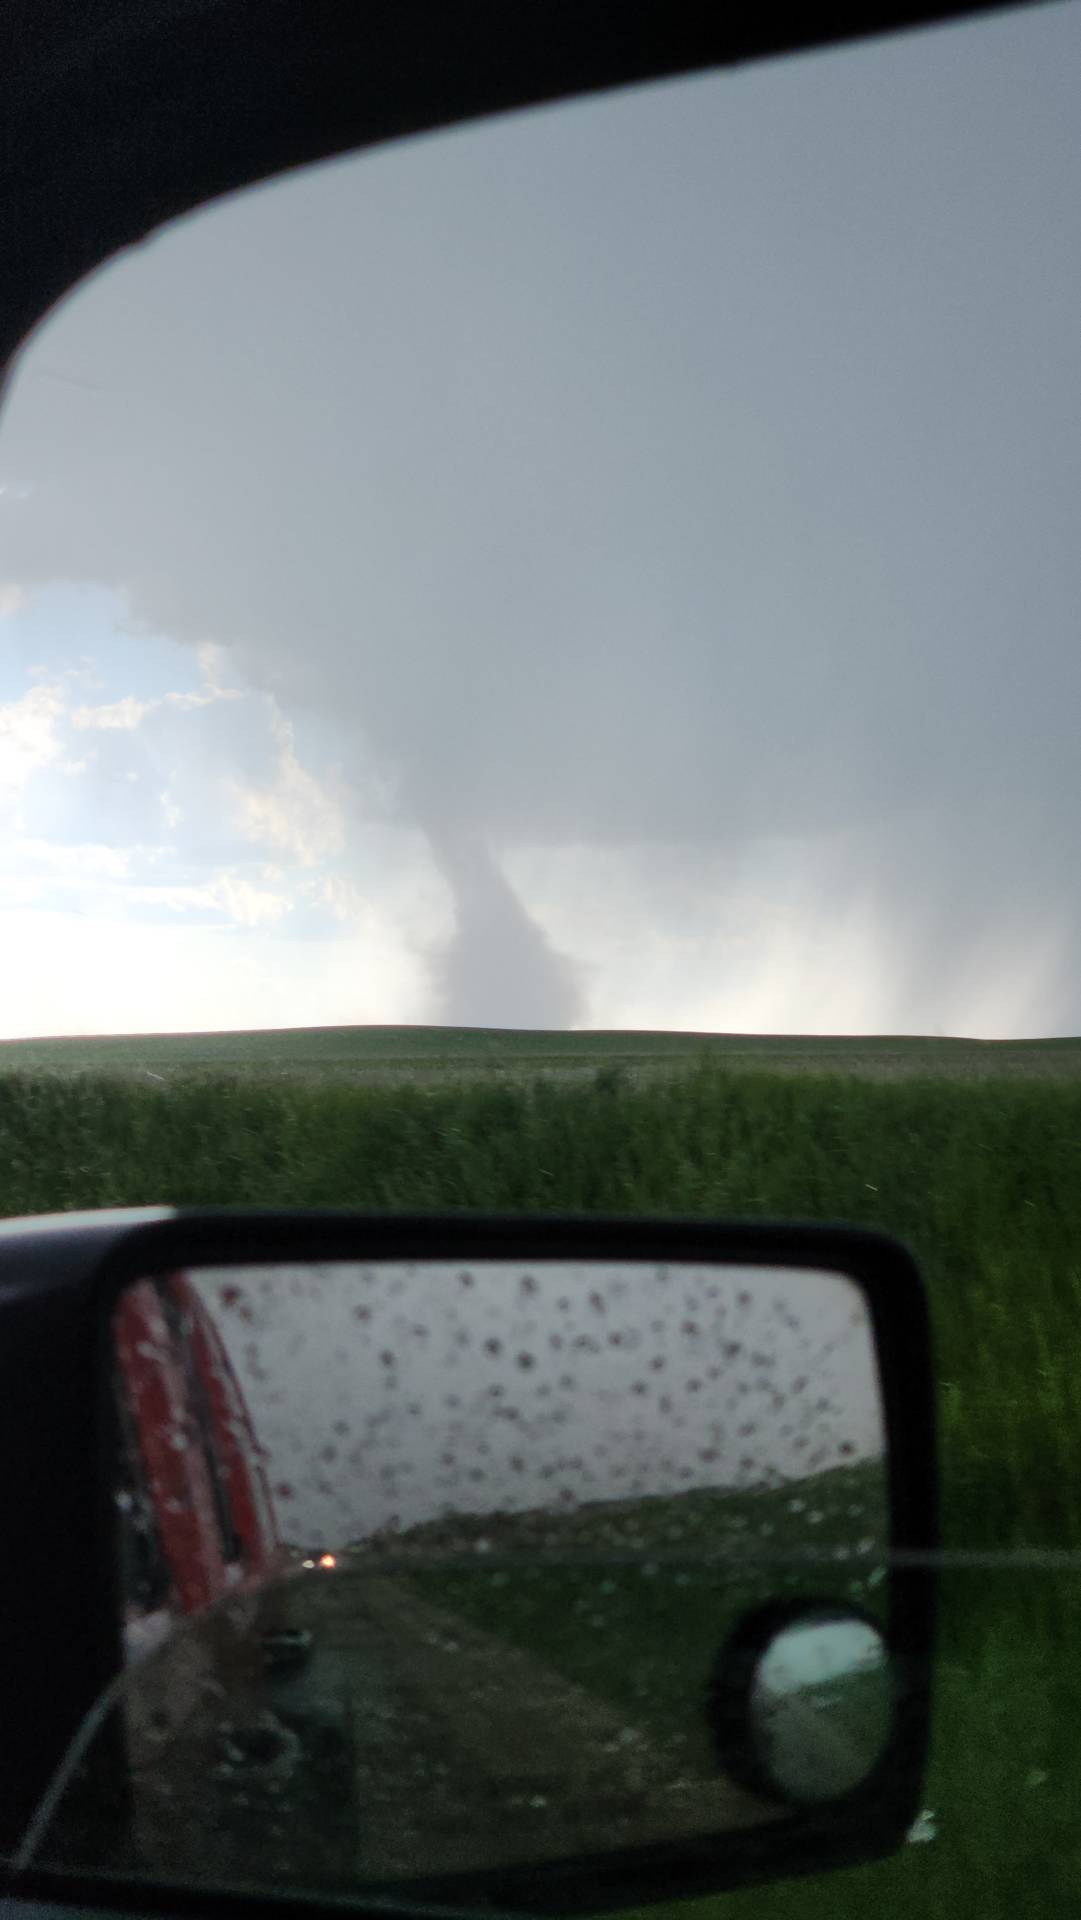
[710, 1601, 895, 1805]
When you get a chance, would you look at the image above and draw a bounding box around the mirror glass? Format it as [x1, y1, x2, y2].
[750, 1611, 895, 1802]
[35, 1259, 889, 1894]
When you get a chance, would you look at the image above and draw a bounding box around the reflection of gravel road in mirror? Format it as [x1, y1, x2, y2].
[119, 1571, 779, 1889]
[329, 1576, 779, 1878]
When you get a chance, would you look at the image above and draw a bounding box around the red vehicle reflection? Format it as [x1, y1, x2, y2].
[113, 1272, 285, 1650]
[98, 1276, 313, 1867]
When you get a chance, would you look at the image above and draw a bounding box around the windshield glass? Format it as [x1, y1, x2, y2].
[2, 0, 1081, 1913]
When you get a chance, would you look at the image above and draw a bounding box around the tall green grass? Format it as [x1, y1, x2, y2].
[3, 1064, 1080, 1911]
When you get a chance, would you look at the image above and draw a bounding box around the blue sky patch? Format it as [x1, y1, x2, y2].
[1, 583, 202, 705]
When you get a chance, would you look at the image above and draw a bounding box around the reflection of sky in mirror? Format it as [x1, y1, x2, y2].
[757, 1618, 886, 1696]
[187, 1263, 883, 1541]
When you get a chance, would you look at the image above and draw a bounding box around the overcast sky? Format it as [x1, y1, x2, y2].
[1, 0, 1079, 1040]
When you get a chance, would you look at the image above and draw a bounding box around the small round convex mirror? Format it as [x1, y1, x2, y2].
[709, 1600, 896, 1806]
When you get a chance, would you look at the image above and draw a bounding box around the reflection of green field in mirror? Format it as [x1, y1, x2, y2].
[2, 1039, 1080, 1915]
[396, 1461, 888, 1762]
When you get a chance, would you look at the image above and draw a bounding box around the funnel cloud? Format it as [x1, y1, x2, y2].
[430, 833, 585, 1030]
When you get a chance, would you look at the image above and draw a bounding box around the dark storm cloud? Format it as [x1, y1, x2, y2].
[2, 0, 1080, 1028]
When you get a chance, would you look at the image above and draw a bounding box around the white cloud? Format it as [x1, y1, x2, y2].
[13, 668, 299, 863]
[232, 708, 344, 866]
[0, 644, 424, 1035]
[195, 640, 240, 694]
[0, 682, 68, 826]
[208, 871, 292, 927]
[105, 871, 291, 928]
[0, 583, 28, 618]
[8, 837, 134, 883]
[298, 873, 365, 926]
[70, 693, 150, 731]
[2, 654, 319, 895]
[71, 681, 241, 732]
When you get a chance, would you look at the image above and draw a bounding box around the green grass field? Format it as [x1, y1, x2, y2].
[3, 1021, 1081, 1083]
[2, 1028, 1080, 1912]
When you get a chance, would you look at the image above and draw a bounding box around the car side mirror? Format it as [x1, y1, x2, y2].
[0, 1210, 936, 1917]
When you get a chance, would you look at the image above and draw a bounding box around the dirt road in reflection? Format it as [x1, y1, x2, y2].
[60, 1568, 777, 1893]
